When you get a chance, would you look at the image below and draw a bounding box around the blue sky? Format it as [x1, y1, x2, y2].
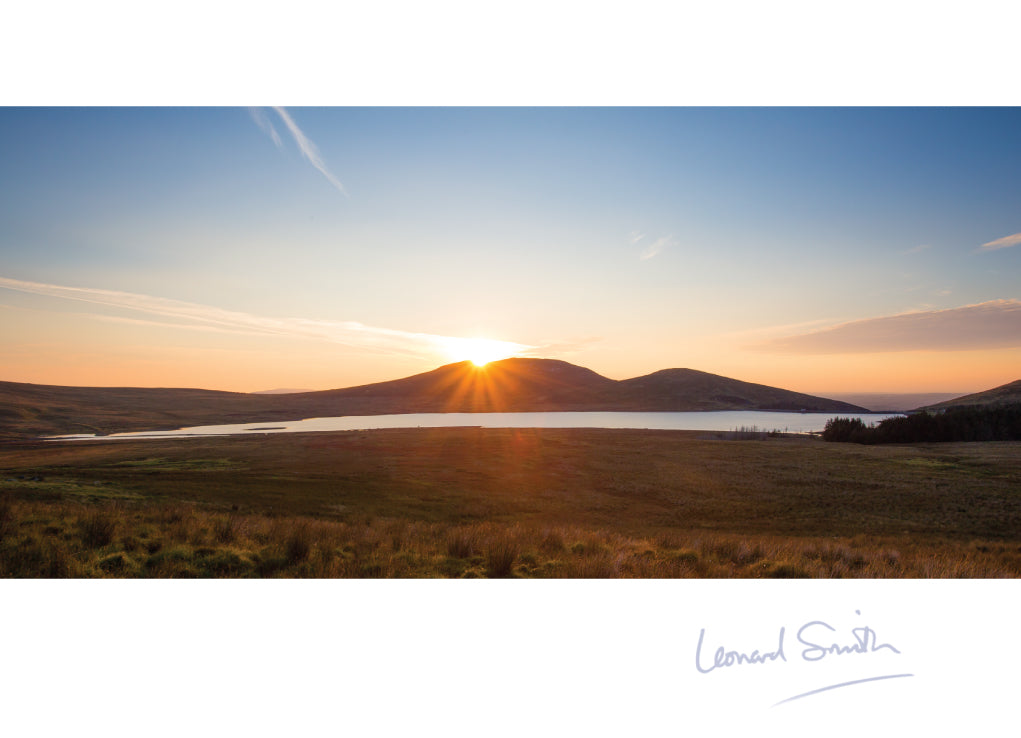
[1, 106, 1019, 392]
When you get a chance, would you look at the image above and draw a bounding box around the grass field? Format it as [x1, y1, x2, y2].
[2, 428, 1019, 577]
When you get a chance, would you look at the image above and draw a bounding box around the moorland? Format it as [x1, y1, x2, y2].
[3, 361, 1019, 579]
[2, 428, 1020, 578]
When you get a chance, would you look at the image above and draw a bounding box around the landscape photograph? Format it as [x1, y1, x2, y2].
[2, 105, 1020, 579]
[8, 5, 1021, 733]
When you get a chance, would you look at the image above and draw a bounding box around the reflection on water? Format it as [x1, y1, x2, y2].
[45, 411, 904, 441]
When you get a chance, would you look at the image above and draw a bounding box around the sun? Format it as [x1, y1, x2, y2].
[462, 338, 513, 367]
[440, 336, 528, 367]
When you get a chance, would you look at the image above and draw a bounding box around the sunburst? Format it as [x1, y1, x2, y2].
[440, 336, 528, 367]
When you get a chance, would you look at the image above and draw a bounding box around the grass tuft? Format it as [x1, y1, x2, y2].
[285, 523, 313, 564]
[79, 510, 117, 548]
[212, 515, 239, 544]
[446, 527, 479, 558]
[486, 535, 520, 578]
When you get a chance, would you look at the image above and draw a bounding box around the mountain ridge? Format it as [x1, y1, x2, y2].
[2, 357, 871, 438]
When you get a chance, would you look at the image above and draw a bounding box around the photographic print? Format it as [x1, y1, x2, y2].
[2, 106, 1018, 580]
[2, 5, 1019, 730]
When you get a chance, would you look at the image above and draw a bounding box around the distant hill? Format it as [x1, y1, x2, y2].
[0, 358, 868, 439]
[0, 381, 302, 440]
[915, 379, 1021, 412]
[614, 368, 868, 413]
[825, 392, 964, 412]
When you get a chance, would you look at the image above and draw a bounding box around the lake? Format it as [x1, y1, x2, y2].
[45, 410, 903, 440]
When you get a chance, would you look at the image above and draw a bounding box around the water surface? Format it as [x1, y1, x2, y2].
[46, 411, 903, 440]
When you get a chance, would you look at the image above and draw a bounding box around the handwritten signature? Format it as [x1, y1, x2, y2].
[798, 620, 901, 662]
[695, 610, 912, 705]
[696, 611, 900, 674]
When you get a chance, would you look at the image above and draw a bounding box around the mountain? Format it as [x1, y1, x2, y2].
[281, 359, 865, 414]
[614, 368, 869, 412]
[915, 379, 1021, 412]
[305, 358, 619, 413]
[0, 358, 868, 439]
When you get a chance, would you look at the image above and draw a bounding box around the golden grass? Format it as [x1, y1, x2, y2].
[1, 428, 1019, 577]
[2, 495, 1021, 578]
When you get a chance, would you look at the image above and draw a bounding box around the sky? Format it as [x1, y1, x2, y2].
[1, 106, 1019, 394]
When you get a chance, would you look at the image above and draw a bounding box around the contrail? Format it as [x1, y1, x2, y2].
[248, 107, 282, 148]
[270, 106, 348, 196]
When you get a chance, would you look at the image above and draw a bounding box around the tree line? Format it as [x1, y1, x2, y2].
[822, 404, 1021, 444]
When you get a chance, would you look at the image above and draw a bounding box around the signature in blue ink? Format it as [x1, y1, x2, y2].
[696, 610, 902, 674]
[695, 610, 912, 705]
[695, 627, 787, 674]
[797, 620, 901, 662]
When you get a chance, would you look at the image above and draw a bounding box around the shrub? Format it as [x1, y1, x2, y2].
[822, 417, 869, 443]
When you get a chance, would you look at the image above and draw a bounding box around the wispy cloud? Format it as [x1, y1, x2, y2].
[248, 107, 281, 148]
[640, 235, 672, 261]
[628, 231, 672, 260]
[903, 243, 930, 255]
[980, 232, 1021, 251]
[89, 313, 271, 337]
[748, 299, 1021, 354]
[0, 276, 529, 361]
[252, 107, 347, 196]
